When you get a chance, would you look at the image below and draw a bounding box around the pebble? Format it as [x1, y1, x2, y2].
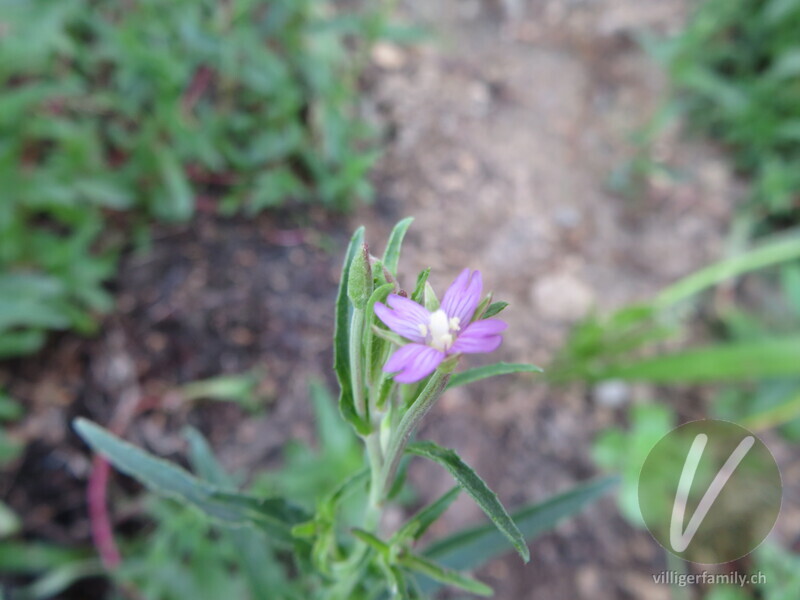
[593, 379, 630, 408]
[371, 42, 406, 70]
[532, 272, 595, 321]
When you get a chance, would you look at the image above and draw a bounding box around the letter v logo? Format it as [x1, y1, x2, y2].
[669, 433, 755, 553]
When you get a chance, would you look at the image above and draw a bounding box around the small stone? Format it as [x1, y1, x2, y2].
[553, 206, 582, 229]
[532, 272, 595, 321]
[593, 379, 630, 408]
[371, 42, 406, 70]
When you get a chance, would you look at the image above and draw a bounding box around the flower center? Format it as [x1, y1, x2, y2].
[427, 309, 458, 352]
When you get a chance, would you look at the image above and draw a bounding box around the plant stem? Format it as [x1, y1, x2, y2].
[364, 431, 384, 531]
[350, 307, 367, 418]
[377, 370, 450, 502]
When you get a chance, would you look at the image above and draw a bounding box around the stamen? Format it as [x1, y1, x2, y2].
[428, 309, 454, 352]
[417, 323, 428, 337]
[449, 316, 461, 331]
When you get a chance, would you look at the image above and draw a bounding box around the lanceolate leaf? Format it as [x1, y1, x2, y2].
[406, 441, 529, 563]
[184, 426, 232, 487]
[382, 217, 414, 276]
[393, 487, 461, 543]
[184, 427, 289, 600]
[447, 362, 543, 389]
[351, 528, 390, 557]
[334, 227, 370, 434]
[73, 419, 307, 542]
[398, 552, 492, 597]
[482, 301, 509, 319]
[424, 475, 618, 570]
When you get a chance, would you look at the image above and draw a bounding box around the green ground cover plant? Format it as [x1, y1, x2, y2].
[656, 0, 800, 229]
[0, 0, 386, 358]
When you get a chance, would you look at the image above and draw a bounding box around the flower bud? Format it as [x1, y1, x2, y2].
[347, 243, 373, 309]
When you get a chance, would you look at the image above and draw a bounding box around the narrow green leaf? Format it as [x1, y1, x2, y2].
[423, 281, 439, 312]
[595, 336, 800, 382]
[184, 427, 286, 600]
[10, 558, 104, 600]
[447, 362, 543, 389]
[351, 528, 391, 556]
[365, 283, 395, 382]
[411, 268, 430, 304]
[371, 324, 406, 346]
[0, 542, 90, 574]
[398, 552, 492, 597]
[388, 565, 412, 599]
[73, 419, 307, 541]
[180, 372, 260, 410]
[741, 390, 800, 432]
[473, 294, 493, 320]
[183, 426, 232, 487]
[406, 441, 529, 563]
[654, 234, 800, 308]
[482, 301, 509, 319]
[334, 227, 370, 434]
[382, 217, 414, 276]
[365, 283, 395, 317]
[393, 486, 461, 543]
[322, 468, 369, 518]
[424, 476, 618, 571]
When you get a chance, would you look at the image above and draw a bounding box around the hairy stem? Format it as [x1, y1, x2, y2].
[378, 370, 450, 502]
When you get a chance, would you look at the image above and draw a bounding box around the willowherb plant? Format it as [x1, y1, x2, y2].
[74, 218, 615, 599]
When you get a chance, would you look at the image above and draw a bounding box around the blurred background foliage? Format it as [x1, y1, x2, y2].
[657, 0, 800, 232]
[0, 0, 389, 358]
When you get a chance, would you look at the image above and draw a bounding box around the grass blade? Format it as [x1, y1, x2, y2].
[654, 233, 800, 308]
[595, 336, 800, 382]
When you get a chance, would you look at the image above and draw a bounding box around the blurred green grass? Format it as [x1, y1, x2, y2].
[657, 0, 800, 228]
[0, 0, 388, 358]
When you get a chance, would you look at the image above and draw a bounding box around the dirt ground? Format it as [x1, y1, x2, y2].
[362, 0, 739, 597]
[1, 0, 752, 598]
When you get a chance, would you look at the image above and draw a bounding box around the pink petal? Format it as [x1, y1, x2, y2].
[441, 269, 483, 324]
[374, 294, 430, 342]
[383, 343, 445, 383]
[449, 319, 507, 354]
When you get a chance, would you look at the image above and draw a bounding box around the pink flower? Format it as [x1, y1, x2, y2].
[374, 269, 507, 383]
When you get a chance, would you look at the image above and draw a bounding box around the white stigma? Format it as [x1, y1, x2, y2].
[428, 309, 455, 352]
